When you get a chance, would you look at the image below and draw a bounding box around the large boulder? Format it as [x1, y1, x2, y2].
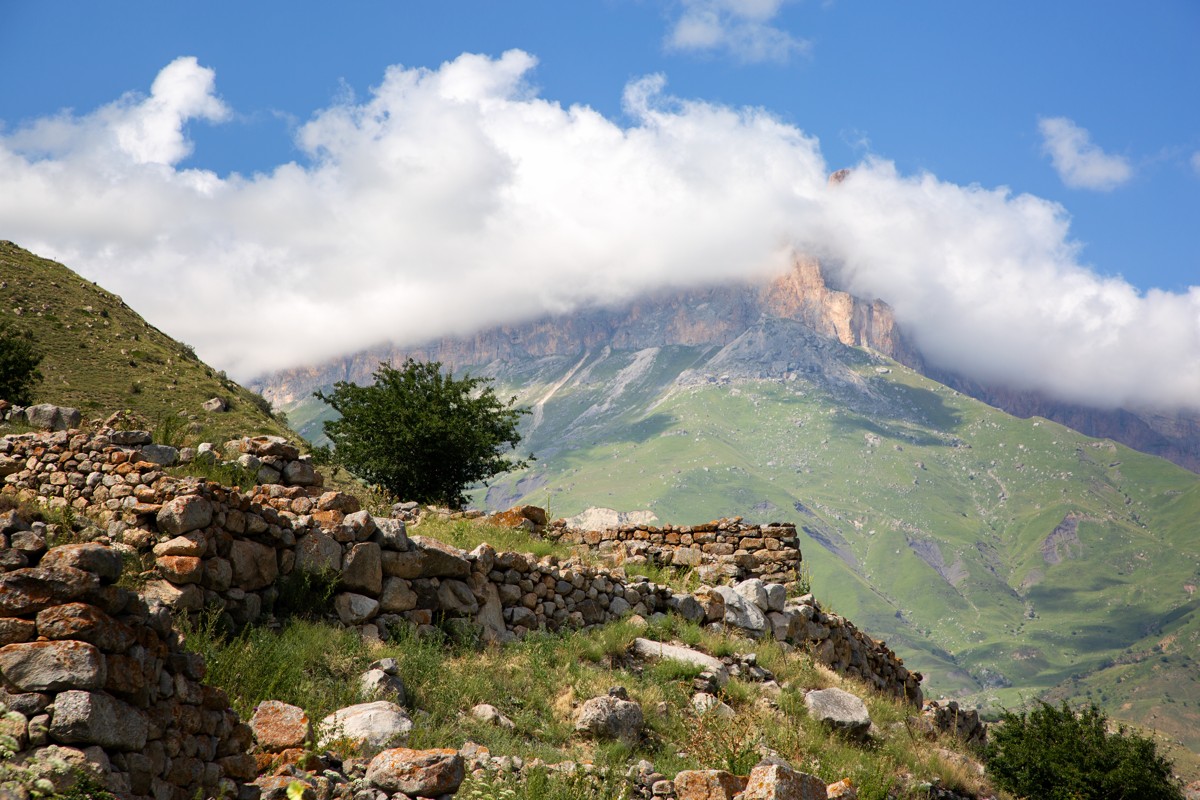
[738, 762, 827, 800]
[23, 404, 81, 431]
[318, 701, 412, 750]
[249, 701, 311, 752]
[229, 539, 278, 590]
[804, 688, 871, 740]
[366, 748, 464, 797]
[341, 543, 383, 595]
[574, 688, 643, 745]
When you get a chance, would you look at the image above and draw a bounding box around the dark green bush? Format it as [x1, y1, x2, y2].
[984, 700, 1183, 800]
[0, 321, 42, 405]
[316, 358, 530, 507]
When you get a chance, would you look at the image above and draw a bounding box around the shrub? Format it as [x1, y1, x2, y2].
[0, 321, 42, 405]
[316, 359, 530, 507]
[983, 700, 1184, 800]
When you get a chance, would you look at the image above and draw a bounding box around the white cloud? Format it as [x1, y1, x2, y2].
[1038, 116, 1133, 191]
[666, 0, 810, 63]
[1, 53, 1198, 414]
[1191, 150, 1200, 177]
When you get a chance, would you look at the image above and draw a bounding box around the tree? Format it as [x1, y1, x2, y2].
[315, 359, 530, 507]
[984, 700, 1183, 800]
[0, 321, 42, 405]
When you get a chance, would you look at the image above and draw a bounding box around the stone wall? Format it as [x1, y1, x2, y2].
[0, 542, 257, 800]
[1, 427, 924, 798]
[541, 518, 802, 585]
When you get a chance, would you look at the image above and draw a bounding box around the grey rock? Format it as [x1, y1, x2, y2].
[630, 638, 729, 687]
[283, 460, 318, 486]
[136, 444, 179, 467]
[765, 583, 787, 613]
[229, 539, 278, 591]
[574, 694, 643, 745]
[378, 577, 418, 613]
[436, 579, 479, 616]
[48, 690, 148, 751]
[23, 404, 81, 432]
[342, 542, 383, 594]
[733, 579, 769, 611]
[319, 701, 412, 750]
[359, 669, 406, 705]
[373, 518, 409, 551]
[335, 593, 380, 625]
[0, 641, 106, 692]
[39, 544, 124, 584]
[804, 687, 871, 740]
[294, 531, 342, 575]
[712, 585, 767, 634]
[201, 397, 227, 413]
[470, 703, 515, 730]
[108, 430, 152, 446]
[156, 495, 213, 536]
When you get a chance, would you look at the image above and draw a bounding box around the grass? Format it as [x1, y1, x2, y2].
[181, 609, 1003, 799]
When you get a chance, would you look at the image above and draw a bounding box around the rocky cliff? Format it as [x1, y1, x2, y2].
[257, 256, 918, 407]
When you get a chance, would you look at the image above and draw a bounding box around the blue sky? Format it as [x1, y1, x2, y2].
[1, 1, 1198, 409]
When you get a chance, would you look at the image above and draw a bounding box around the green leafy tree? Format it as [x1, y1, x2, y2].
[984, 700, 1183, 800]
[0, 321, 42, 405]
[316, 359, 530, 507]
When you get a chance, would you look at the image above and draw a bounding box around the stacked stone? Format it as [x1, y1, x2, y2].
[0, 541, 256, 800]
[2, 428, 923, 705]
[544, 518, 802, 585]
[921, 700, 986, 747]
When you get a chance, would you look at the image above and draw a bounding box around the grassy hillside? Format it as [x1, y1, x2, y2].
[283, 324, 1200, 758]
[0, 241, 293, 443]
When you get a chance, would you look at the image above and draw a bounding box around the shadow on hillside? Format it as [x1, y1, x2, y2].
[829, 413, 957, 448]
[864, 377, 965, 431]
[621, 412, 677, 444]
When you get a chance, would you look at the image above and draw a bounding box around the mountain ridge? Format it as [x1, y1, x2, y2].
[254, 255, 1200, 475]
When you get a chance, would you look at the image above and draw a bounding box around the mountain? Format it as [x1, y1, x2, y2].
[0, 241, 294, 443]
[259, 257, 1200, 755]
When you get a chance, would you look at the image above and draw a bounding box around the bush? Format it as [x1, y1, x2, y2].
[0, 321, 42, 405]
[983, 700, 1183, 800]
[315, 359, 530, 507]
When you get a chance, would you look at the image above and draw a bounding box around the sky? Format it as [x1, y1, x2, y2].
[0, 1, 1198, 412]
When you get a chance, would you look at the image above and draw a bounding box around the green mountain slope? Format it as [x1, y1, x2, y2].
[283, 318, 1200, 754]
[0, 241, 293, 442]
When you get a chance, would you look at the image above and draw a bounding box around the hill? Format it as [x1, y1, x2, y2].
[0, 240, 293, 443]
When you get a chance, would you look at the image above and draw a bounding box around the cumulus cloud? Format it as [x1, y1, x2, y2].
[1, 53, 1197, 414]
[666, 0, 810, 63]
[1038, 116, 1133, 191]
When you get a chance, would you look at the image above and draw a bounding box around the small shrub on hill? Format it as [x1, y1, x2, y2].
[984, 700, 1184, 800]
[0, 320, 42, 405]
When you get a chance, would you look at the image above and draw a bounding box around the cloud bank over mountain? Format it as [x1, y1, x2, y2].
[1, 53, 1197, 412]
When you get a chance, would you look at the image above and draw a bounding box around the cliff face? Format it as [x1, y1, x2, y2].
[258, 256, 915, 406]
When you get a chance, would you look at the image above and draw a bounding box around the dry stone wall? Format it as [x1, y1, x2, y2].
[541, 517, 802, 585]
[0, 542, 257, 800]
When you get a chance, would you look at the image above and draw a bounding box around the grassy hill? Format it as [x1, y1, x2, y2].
[283, 321, 1200, 758]
[0, 241, 293, 443]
